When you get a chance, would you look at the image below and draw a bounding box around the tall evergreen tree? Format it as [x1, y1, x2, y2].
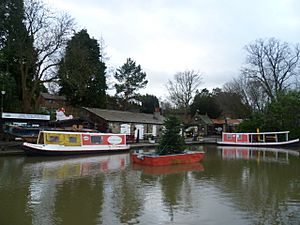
[1, 0, 74, 112]
[137, 94, 159, 113]
[158, 116, 186, 155]
[114, 58, 148, 110]
[190, 89, 222, 118]
[58, 29, 107, 108]
[0, 0, 36, 112]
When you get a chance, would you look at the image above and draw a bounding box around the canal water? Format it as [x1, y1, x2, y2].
[0, 145, 299, 225]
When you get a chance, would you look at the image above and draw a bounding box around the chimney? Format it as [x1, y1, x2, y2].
[153, 107, 161, 119]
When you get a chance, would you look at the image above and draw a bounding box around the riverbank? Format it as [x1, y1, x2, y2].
[0, 136, 221, 156]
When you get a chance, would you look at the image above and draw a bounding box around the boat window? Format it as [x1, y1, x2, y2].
[69, 136, 77, 143]
[91, 136, 102, 144]
[49, 136, 59, 142]
[237, 135, 243, 140]
[38, 133, 44, 144]
[227, 134, 233, 140]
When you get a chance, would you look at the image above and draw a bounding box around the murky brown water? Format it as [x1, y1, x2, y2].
[0, 145, 300, 225]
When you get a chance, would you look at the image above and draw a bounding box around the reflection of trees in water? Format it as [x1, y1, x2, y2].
[110, 171, 143, 224]
[1, 180, 32, 225]
[0, 157, 25, 185]
[160, 173, 193, 221]
[55, 176, 105, 225]
[0, 157, 35, 225]
[194, 152, 300, 224]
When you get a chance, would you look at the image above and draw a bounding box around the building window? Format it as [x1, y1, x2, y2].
[91, 136, 102, 144]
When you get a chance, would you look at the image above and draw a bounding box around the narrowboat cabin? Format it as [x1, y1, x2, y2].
[22, 130, 130, 156]
[217, 131, 299, 147]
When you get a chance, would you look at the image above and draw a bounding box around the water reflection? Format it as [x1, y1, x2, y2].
[23, 154, 130, 225]
[0, 147, 299, 225]
[219, 146, 300, 163]
[205, 146, 300, 224]
[132, 163, 204, 175]
[23, 154, 129, 180]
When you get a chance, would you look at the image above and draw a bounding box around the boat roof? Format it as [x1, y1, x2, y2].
[40, 130, 118, 135]
[222, 131, 290, 135]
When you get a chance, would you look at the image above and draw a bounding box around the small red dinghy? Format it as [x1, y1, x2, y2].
[131, 151, 205, 166]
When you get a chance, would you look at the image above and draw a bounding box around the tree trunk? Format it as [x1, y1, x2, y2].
[20, 63, 31, 113]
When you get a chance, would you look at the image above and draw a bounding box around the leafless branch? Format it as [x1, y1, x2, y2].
[166, 70, 203, 114]
[242, 38, 300, 101]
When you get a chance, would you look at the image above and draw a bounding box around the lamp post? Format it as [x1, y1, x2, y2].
[1, 90, 5, 117]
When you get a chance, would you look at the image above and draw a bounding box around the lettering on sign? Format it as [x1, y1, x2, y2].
[2, 113, 50, 120]
[108, 136, 122, 145]
[83, 136, 89, 141]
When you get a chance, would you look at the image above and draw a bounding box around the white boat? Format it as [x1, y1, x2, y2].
[22, 130, 130, 156]
[217, 131, 299, 147]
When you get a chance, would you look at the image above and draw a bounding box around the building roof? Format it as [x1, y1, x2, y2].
[212, 118, 243, 125]
[40, 93, 66, 101]
[194, 114, 213, 125]
[83, 107, 165, 124]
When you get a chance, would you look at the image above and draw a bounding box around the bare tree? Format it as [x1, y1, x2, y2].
[20, 0, 74, 111]
[224, 74, 268, 112]
[166, 70, 203, 116]
[242, 38, 300, 101]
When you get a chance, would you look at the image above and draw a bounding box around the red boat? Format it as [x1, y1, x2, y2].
[131, 151, 205, 166]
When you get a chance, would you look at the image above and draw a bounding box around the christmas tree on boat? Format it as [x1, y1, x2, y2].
[131, 116, 205, 166]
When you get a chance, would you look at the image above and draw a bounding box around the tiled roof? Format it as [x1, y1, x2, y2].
[212, 119, 224, 124]
[212, 118, 243, 125]
[197, 114, 213, 124]
[83, 107, 165, 124]
[193, 113, 213, 125]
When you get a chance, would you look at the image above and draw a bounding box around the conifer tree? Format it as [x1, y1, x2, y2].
[114, 58, 148, 110]
[158, 116, 186, 155]
[58, 29, 107, 107]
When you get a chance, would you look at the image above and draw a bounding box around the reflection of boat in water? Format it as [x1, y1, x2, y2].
[218, 131, 299, 147]
[22, 130, 130, 156]
[219, 146, 299, 163]
[23, 153, 129, 179]
[132, 162, 204, 175]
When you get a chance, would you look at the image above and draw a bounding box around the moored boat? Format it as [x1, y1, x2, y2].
[131, 151, 205, 166]
[22, 130, 130, 156]
[3, 125, 41, 142]
[217, 131, 299, 147]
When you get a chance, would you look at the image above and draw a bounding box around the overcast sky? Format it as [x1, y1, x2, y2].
[47, 0, 300, 98]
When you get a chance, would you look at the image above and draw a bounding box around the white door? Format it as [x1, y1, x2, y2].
[134, 124, 144, 140]
[152, 125, 157, 137]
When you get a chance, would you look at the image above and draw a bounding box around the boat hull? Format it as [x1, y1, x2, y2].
[217, 138, 299, 147]
[22, 142, 130, 156]
[131, 151, 205, 166]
